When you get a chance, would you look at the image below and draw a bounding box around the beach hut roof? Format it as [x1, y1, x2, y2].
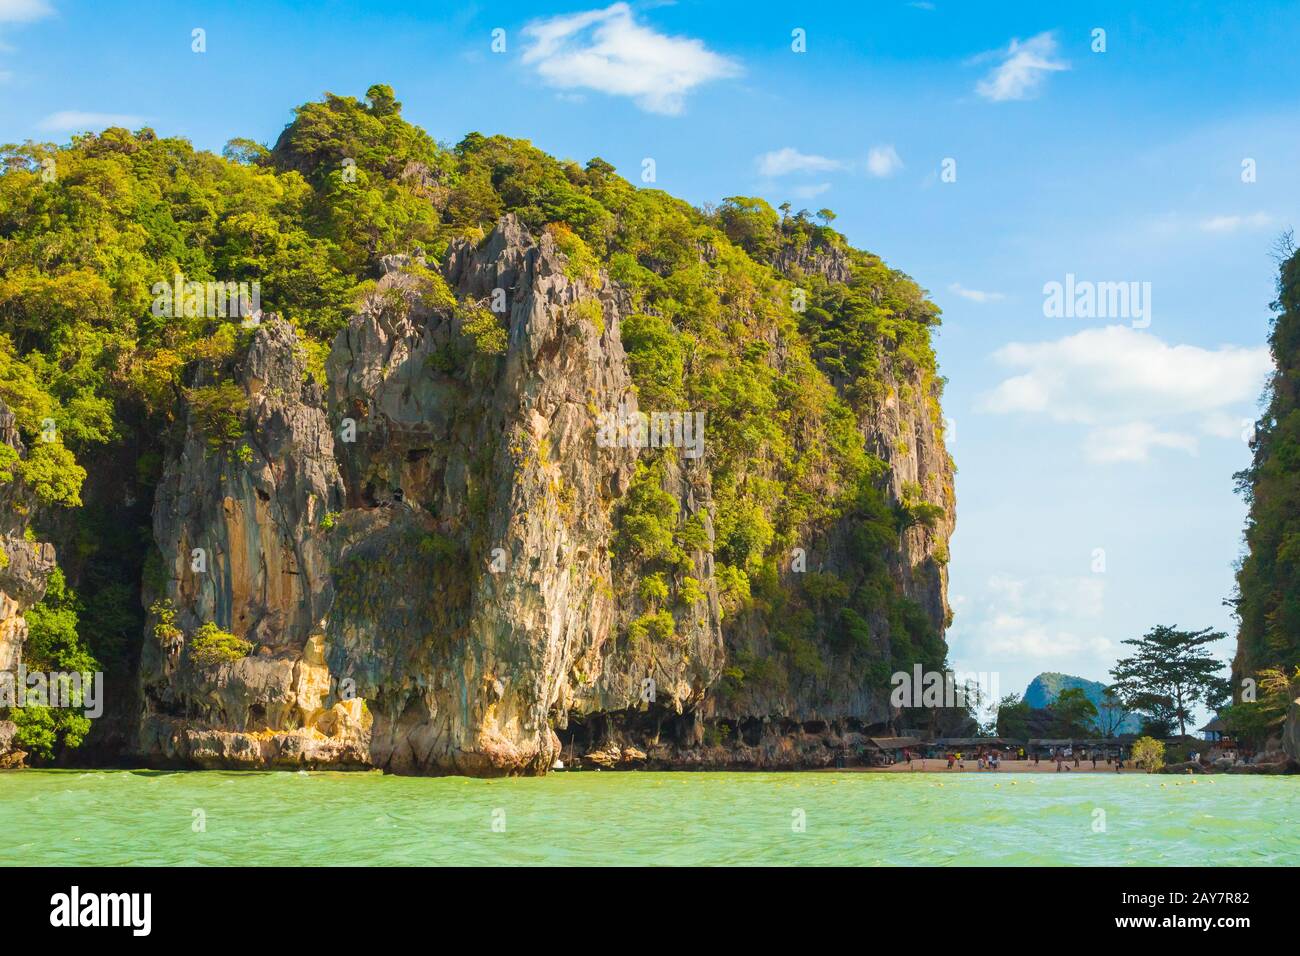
[1198, 716, 1226, 733]
[933, 737, 1014, 747]
[865, 737, 924, 750]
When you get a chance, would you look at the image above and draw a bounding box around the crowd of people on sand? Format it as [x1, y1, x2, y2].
[890, 745, 1131, 772]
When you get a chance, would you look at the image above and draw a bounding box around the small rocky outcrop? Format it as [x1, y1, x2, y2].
[772, 240, 851, 284]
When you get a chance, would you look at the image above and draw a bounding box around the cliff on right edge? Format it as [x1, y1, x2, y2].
[1232, 243, 1300, 764]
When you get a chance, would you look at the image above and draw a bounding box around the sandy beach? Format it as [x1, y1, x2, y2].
[834, 759, 1142, 774]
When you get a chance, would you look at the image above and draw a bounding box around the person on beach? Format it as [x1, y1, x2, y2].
[1091, 752, 1098, 769]
[1074, 751, 1081, 768]
[947, 753, 955, 770]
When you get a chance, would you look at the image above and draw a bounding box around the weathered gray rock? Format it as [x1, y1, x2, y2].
[133, 319, 357, 764]
[323, 214, 720, 774]
[772, 240, 851, 284]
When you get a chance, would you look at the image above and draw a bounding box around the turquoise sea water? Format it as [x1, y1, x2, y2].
[1, 769, 1296, 866]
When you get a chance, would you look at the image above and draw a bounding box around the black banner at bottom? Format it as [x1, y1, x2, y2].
[8, 866, 1277, 940]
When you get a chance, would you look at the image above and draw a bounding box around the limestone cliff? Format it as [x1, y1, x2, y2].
[5, 89, 957, 775]
[130, 215, 953, 774]
[320, 216, 700, 773]
[135, 321, 369, 767]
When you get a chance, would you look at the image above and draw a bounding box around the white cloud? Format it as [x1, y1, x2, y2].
[1199, 212, 1273, 233]
[976, 614, 1111, 659]
[974, 31, 1068, 102]
[756, 147, 844, 177]
[1199, 410, 1250, 440]
[866, 144, 903, 177]
[1083, 422, 1198, 463]
[0, 0, 53, 23]
[989, 573, 1106, 620]
[521, 2, 740, 115]
[951, 574, 1110, 663]
[791, 182, 831, 199]
[949, 282, 1005, 303]
[38, 111, 147, 132]
[982, 325, 1270, 463]
[0, 0, 53, 84]
[983, 325, 1270, 423]
[758, 144, 901, 182]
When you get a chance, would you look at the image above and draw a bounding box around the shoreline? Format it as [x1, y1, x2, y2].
[3, 765, 1297, 780]
[821, 759, 1141, 774]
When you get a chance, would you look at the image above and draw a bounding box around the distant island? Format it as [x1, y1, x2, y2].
[1023, 673, 1142, 734]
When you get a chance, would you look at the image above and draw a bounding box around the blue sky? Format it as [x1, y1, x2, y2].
[4, 0, 1297, 720]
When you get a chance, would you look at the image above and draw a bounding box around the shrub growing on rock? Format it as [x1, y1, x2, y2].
[188, 622, 253, 668]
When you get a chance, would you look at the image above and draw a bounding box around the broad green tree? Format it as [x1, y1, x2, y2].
[1050, 687, 1099, 737]
[1110, 626, 1231, 736]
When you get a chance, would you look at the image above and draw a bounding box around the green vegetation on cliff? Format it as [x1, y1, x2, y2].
[1233, 240, 1300, 677]
[0, 84, 951, 733]
[9, 569, 99, 761]
[186, 622, 253, 668]
[1228, 239, 1300, 746]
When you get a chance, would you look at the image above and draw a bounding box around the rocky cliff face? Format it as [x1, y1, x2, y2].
[130, 216, 953, 774]
[0, 399, 59, 767]
[321, 216, 715, 774]
[772, 242, 851, 284]
[620, 247, 956, 768]
[134, 321, 369, 768]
